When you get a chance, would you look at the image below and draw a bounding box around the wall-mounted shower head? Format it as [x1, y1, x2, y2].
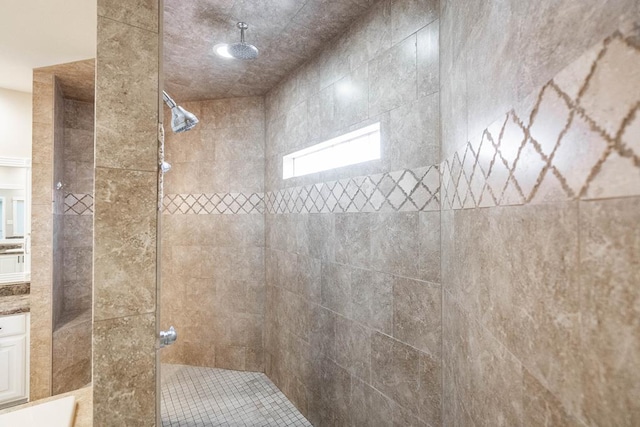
[227, 22, 259, 60]
[162, 91, 199, 133]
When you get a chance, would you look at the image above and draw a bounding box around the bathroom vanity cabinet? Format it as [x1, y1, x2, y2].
[0, 313, 29, 408]
[0, 254, 25, 274]
[0, 240, 27, 278]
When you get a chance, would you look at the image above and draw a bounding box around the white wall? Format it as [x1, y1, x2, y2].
[0, 167, 27, 188]
[0, 87, 32, 159]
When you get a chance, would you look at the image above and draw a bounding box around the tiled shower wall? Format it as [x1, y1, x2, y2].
[30, 60, 96, 401]
[93, 0, 160, 423]
[161, 97, 266, 371]
[52, 81, 65, 330]
[31, 70, 56, 400]
[61, 99, 94, 315]
[440, 1, 640, 426]
[264, 0, 441, 425]
[52, 98, 94, 395]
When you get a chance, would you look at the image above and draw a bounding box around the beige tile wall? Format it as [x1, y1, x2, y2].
[27, 0, 635, 424]
[30, 71, 56, 400]
[439, 0, 638, 161]
[52, 312, 92, 395]
[440, 0, 640, 424]
[264, 0, 441, 425]
[93, 0, 160, 424]
[61, 100, 94, 316]
[52, 80, 65, 333]
[52, 98, 94, 396]
[160, 96, 266, 371]
[31, 63, 97, 402]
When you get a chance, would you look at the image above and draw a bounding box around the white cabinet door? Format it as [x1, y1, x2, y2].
[0, 334, 26, 405]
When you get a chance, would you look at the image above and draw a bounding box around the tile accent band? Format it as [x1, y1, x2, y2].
[64, 193, 94, 215]
[163, 192, 265, 215]
[440, 25, 640, 211]
[162, 166, 440, 215]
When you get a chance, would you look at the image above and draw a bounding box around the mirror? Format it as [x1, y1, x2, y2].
[0, 161, 30, 282]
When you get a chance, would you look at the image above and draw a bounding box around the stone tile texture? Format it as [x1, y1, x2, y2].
[160, 96, 266, 372]
[76, 0, 640, 425]
[440, 7, 640, 427]
[263, 1, 442, 425]
[93, 1, 160, 424]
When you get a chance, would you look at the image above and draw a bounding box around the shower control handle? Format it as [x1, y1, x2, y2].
[159, 326, 178, 348]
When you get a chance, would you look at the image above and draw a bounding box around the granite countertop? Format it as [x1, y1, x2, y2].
[0, 242, 24, 255]
[0, 282, 30, 316]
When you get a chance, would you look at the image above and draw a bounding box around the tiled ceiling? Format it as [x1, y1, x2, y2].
[163, 0, 379, 102]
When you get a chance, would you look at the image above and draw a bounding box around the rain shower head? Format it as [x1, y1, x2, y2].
[162, 91, 199, 133]
[227, 22, 259, 60]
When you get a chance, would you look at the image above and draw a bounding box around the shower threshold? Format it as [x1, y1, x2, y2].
[161, 364, 312, 426]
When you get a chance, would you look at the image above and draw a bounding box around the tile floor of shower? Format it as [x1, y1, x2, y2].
[161, 364, 312, 426]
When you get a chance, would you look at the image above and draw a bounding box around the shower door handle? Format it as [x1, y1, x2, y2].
[159, 326, 178, 348]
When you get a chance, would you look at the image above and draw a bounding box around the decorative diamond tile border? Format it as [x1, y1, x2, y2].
[265, 166, 440, 214]
[162, 167, 439, 215]
[163, 25, 640, 215]
[64, 193, 93, 215]
[163, 192, 265, 214]
[441, 24, 640, 211]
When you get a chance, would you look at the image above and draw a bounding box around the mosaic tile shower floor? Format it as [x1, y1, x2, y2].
[161, 364, 312, 427]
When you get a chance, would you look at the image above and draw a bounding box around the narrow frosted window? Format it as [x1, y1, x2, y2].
[283, 122, 380, 179]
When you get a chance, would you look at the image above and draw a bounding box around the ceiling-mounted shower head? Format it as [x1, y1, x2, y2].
[227, 22, 259, 60]
[162, 91, 199, 133]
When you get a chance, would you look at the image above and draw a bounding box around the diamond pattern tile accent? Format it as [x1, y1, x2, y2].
[441, 26, 640, 210]
[163, 193, 265, 215]
[64, 193, 93, 215]
[264, 166, 440, 214]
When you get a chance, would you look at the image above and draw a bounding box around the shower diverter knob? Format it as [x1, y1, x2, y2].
[159, 326, 178, 348]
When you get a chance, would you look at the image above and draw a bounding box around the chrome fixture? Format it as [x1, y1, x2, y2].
[159, 326, 178, 348]
[162, 91, 199, 133]
[55, 182, 64, 190]
[224, 22, 259, 60]
[228, 22, 259, 60]
[160, 161, 172, 173]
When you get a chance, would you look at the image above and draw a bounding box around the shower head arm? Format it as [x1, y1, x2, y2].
[162, 91, 177, 109]
[237, 22, 248, 43]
